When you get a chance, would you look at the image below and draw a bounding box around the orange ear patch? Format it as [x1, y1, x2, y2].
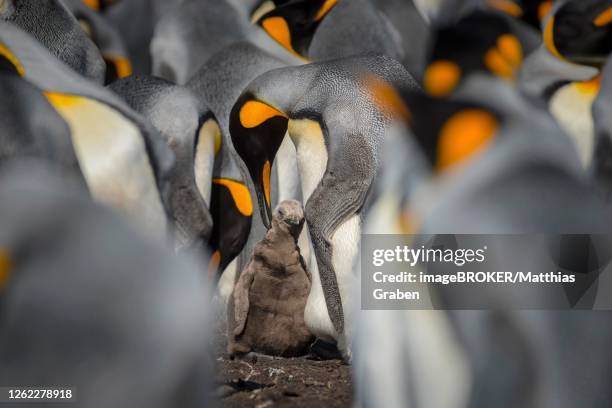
[594, 6, 612, 27]
[484, 34, 523, 79]
[262, 160, 272, 207]
[437, 109, 498, 171]
[424, 60, 461, 97]
[0, 43, 25, 76]
[487, 0, 523, 17]
[239, 100, 287, 129]
[261, 16, 302, 58]
[0, 249, 12, 290]
[212, 179, 253, 216]
[314, 0, 338, 22]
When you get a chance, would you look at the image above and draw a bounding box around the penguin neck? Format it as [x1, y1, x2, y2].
[549, 77, 599, 167]
[287, 118, 328, 203]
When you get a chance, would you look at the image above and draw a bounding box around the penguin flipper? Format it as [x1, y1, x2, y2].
[305, 132, 376, 337]
[232, 260, 256, 337]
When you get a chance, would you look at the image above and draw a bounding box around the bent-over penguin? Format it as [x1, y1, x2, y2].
[0, 22, 173, 237]
[0, 160, 215, 408]
[229, 55, 418, 358]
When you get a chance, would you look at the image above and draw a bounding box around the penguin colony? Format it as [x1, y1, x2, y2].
[1, 0, 612, 407]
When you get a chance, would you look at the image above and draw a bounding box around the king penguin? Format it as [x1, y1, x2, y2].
[0, 0, 106, 82]
[150, 0, 300, 85]
[254, 0, 402, 63]
[229, 55, 418, 358]
[356, 72, 611, 408]
[187, 42, 292, 296]
[63, 0, 132, 84]
[0, 21, 174, 238]
[520, 0, 612, 166]
[109, 76, 215, 253]
[0, 159, 215, 408]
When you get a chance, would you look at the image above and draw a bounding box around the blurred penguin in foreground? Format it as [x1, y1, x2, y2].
[0, 161, 215, 408]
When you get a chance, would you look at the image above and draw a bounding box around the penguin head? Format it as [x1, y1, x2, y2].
[545, 0, 612, 68]
[401, 92, 502, 174]
[254, 0, 338, 59]
[424, 11, 525, 97]
[1, 0, 106, 82]
[66, 1, 132, 84]
[229, 93, 289, 229]
[273, 199, 305, 239]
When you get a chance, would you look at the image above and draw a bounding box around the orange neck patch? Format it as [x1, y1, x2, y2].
[212, 179, 253, 216]
[424, 60, 461, 97]
[0, 249, 11, 290]
[575, 75, 601, 95]
[436, 109, 498, 171]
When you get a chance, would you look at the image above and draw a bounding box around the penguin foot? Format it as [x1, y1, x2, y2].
[306, 339, 343, 361]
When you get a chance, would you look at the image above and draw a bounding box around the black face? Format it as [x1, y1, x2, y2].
[229, 93, 289, 229]
[487, 0, 552, 31]
[551, 0, 612, 67]
[399, 91, 502, 173]
[256, 0, 337, 58]
[208, 180, 252, 281]
[0, 54, 20, 76]
[430, 11, 518, 77]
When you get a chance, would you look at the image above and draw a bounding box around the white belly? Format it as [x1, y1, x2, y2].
[549, 83, 596, 167]
[290, 119, 358, 349]
[47, 93, 167, 238]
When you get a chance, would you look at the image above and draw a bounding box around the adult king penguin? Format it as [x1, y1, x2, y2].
[520, 0, 612, 166]
[0, 22, 173, 237]
[109, 76, 214, 253]
[229, 55, 418, 358]
[0, 0, 106, 82]
[0, 160, 215, 408]
[64, 0, 132, 83]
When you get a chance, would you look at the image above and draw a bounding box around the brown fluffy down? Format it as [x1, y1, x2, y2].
[227, 200, 314, 357]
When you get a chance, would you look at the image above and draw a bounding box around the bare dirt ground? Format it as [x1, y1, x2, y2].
[215, 354, 352, 408]
[212, 306, 352, 408]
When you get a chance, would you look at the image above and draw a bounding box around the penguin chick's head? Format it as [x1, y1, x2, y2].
[272, 199, 305, 238]
[545, 0, 612, 68]
[424, 11, 524, 97]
